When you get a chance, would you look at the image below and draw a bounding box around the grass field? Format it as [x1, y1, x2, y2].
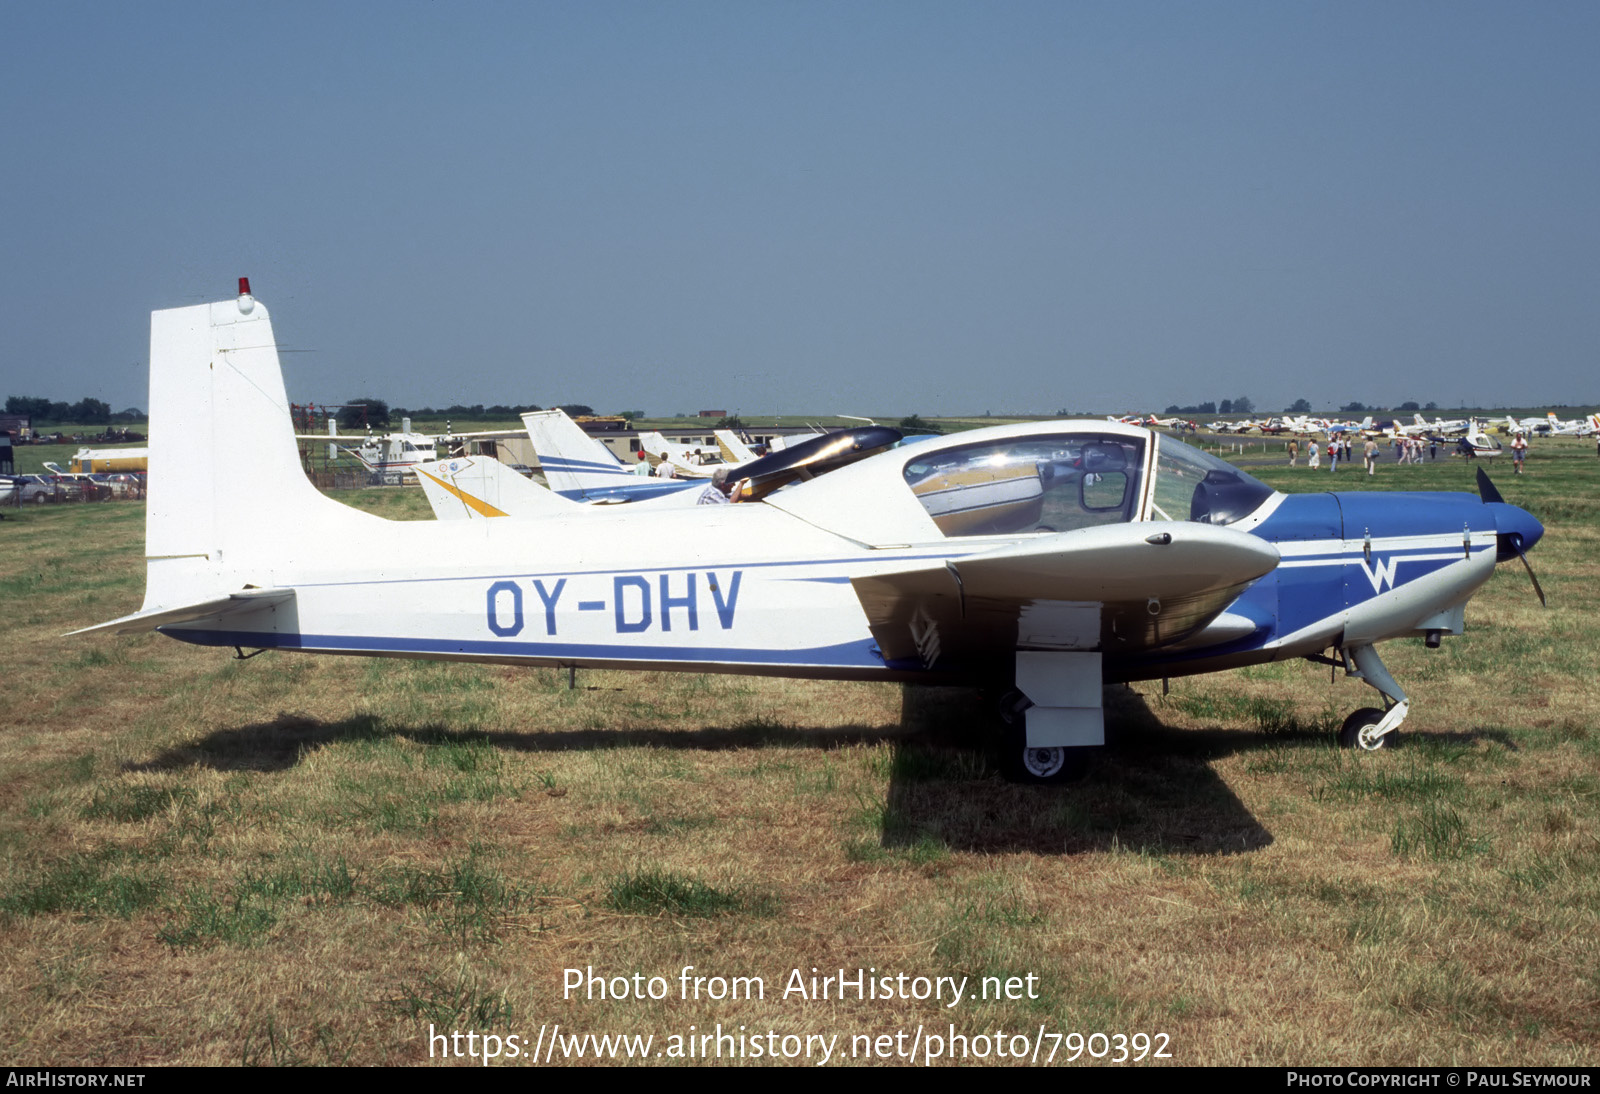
[1, 439, 1596, 1066]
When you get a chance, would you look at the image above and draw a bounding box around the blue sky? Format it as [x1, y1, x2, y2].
[2, 2, 1596, 417]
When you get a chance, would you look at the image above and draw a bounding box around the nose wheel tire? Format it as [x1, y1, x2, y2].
[1337, 707, 1394, 751]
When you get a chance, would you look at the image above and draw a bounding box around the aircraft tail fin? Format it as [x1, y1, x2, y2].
[520, 409, 634, 498]
[715, 430, 755, 464]
[635, 431, 674, 460]
[413, 456, 577, 520]
[127, 287, 382, 624]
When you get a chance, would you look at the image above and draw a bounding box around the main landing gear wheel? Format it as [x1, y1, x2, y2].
[991, 687, 1095, 784]
[997, 697, 1091, 783]
[1338, 707, 1394, 751]
[1003, 732, 1091, 783]
[1021, 744, 1069, 780]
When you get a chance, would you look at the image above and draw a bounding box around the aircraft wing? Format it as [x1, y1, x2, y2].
[851, 522, 1279, 669]
[292, 430, 526, 442]
[434, 429, 527, 441]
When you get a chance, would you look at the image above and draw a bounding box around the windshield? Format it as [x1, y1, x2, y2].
[903, 434, 1146, 537]
[1150, 436, 1274, 525]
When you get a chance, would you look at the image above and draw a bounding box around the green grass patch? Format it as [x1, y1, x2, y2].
[1314, 755, 1463, 803]
[157, 885, 278, 948]
[82, 783, 196, 822]
[390, 966, 513, 1027]
[1391, 802, 1488, 859]
[605, 868, 777, 918]
[369, 851, 548, 944]
[0, 854, 163, 920]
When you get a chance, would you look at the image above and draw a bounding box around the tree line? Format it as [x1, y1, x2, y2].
[1163, 396, 1256, 416]
[1162, 397, 1446, 417]
[5, 396, 143, 424]
[335, 397, 612, 430]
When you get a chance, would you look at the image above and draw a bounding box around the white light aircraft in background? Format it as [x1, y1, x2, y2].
[1539, 413, 1592, 437]
[416, 425, 903, 520]
[635, 431, 734, 478]
[520, 409, 698, 503]
[295, 419, 521, 481]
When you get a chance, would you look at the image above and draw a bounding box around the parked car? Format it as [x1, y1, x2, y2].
[76, 476, 113, 501]
[49, 475, 87, 502]
[16, 475, 62, 503]
[91, 472, 145, 499]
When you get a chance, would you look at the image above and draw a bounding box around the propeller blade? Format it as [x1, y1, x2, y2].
[1476, 466, 1504, 505]
[1516, 543, 1547, 607]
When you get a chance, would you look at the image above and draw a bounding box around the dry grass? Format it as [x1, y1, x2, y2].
[2, 446, 1597, 1066]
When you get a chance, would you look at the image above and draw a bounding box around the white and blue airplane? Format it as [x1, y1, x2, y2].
[518, 408, 700, 503]
[79, 286, 1546, 781]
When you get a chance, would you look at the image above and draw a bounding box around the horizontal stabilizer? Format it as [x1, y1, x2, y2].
[69, 588, 295, 637]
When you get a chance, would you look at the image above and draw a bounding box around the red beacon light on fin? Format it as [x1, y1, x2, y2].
[238, 277, 252, 297]
[236, 277, 255, 314]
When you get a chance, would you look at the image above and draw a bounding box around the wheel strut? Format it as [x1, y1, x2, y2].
[1343, 644, 1409, 743]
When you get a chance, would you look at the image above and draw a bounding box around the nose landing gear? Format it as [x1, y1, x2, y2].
[1337, 707, 1393, 750]
[1337, 644, 1409, 750]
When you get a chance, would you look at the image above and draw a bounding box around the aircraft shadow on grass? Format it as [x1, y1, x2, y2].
[879, 685, 1276, 856]
[124, 684, 1515, 857]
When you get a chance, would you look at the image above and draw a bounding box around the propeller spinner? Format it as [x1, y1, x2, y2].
[1477, 467, 1547, 607]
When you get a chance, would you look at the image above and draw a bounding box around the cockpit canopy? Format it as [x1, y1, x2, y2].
[1149, 434, 1275, 526]
[904, 436, 1144, 536]
[901, 431, 1273, 538]
[766, 422, 1278, 547]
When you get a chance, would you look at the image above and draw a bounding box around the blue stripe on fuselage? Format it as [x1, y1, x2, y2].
[158, 628, 886, 670]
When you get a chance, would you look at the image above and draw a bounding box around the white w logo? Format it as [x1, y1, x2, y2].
[1360, 555, 1402, 594]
